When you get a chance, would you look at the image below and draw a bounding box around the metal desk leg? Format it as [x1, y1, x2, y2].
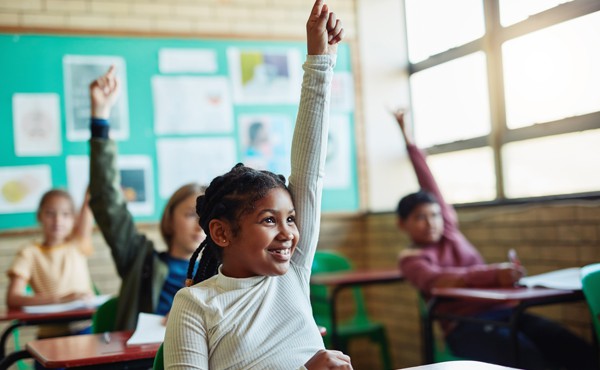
[423, 297, 438, 364]
[330, 286, 341, 350]
[0, 350, 31, 370]
[0, 321, 23, 360]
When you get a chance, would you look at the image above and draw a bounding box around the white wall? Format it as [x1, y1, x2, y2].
[356, 0, 419, 212]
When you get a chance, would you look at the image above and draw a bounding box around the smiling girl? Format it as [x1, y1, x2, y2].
[163, 1, 350, 369]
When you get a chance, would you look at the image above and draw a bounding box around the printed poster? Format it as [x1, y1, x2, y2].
[66, 155, 154, 215]
[227, 47, 302, 104]
[238, 114, 293, 177]
[0, 165, 52, 214]
[63, 55, 129, 141]
[12, 93, 62, 156]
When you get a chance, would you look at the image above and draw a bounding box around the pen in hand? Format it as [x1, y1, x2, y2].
[508, 248, 520, 268]
[103, 332, 111, 344]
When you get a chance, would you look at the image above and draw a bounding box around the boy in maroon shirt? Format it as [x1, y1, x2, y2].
[393, 110, 596, 370]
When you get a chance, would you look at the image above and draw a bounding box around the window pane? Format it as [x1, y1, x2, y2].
[405, 0, 485, 63]
[499, 0, 572, 27]
[503, 130, 600, 198]
[428, 148, 496, 204]
[410, 52, 491, 148]
[503, 11, 600, 129]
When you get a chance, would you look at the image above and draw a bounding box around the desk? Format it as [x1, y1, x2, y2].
[310, 269, 403, 349]
[400, 360, 520, 370]
[424, 287, 583, 366]
[0, 330, 160, 370]
[0, 307, 96, 360]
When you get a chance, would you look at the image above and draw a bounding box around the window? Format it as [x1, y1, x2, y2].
[403, 0, 600, 203]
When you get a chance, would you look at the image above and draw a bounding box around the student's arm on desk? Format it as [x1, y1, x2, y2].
[399, 251, 523, 293]
[6, 275, 91, 308]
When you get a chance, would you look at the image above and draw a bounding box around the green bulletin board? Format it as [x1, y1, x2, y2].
[0, 33, 358, 231]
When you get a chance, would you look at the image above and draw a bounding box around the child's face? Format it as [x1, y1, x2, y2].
[399, 202, 444, 246]
[222, 187, 299, 278]
[38, 195, 75, 244]
[170, 194, 206, 255]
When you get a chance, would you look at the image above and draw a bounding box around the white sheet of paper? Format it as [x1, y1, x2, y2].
[22, 294, 112, 314]
[518, 267, 582, 290]
[0, 165, 52, 213]
[126, 313, 166, 345]
[159, 48, 218, 73]
[152, 76, 233, 135]
[13, 93, 62, 156]
[157, 137, 236, 198]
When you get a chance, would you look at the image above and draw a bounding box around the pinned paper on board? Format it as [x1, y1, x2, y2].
[324, 114, 352, 189]
[152, 76, 233, 134]
[0, 165, 52, 214]
[12, 93, 62, 156]
[238, 114, 292, 177]
[63, 55, 129, 141]
[227, 47, 302, 104]
[67, 155, 154, 216]
[158, 48, 218, 73]
[156, 137, 236, 198]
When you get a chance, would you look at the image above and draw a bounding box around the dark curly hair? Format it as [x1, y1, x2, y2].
[186, 163, 290, 286]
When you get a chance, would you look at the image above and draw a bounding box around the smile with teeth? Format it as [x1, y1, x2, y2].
[268, 248, 291, 256]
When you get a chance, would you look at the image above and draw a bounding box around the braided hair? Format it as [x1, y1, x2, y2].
[186, 163, 289, 286]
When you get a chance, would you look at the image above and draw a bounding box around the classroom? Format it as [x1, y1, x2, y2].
[0, 0, 599, 369]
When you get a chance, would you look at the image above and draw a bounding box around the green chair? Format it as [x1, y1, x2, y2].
[581, 263, 600, 349]
[91, 297, 118, 334]
[417, 294, 464, 363]
[153, 343, 164, 370]
[310, 250, 392, 370]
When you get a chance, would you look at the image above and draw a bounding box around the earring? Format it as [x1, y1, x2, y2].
[223, 239, 227, 243]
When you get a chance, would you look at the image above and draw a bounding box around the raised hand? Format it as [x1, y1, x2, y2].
[391, 108, 413, 145]
[89, 65, 120, 119]
[306, 0, 344, 56]
[304, 349, 353, 370]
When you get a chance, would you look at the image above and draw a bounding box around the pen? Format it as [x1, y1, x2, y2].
[508, 248, 521, 268]
[103, 332, 111, 344]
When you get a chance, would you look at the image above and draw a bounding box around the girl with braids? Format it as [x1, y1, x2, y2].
[164, 1, 350, 369]
[88, 67, 205, 331]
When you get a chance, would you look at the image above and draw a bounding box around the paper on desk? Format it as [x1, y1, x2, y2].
[126, 313, 166, 345]
[518, 267, 582, 290]
[22, 294, 112, 314]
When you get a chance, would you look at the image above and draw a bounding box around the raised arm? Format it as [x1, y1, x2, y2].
[68, 188, 94, 256]
[88, 67, 149, 276]
[391, 110, 458, 229]
[288, 0, 343, 274]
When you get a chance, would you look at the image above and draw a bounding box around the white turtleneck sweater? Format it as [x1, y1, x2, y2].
[164, 54, 335, 370]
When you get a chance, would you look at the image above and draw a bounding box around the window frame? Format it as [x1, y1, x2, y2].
[403, 0, 600, 204]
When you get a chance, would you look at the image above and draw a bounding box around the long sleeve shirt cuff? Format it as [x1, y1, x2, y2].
[91, 118, 109, 139]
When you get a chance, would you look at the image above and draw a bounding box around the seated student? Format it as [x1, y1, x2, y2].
[163, 2, 351, 369]
[392, 110, 597, 370]
[88, 68, 205, 330]
[6, 189, 94, 340]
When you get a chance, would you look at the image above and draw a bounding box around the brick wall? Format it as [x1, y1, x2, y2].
[0, 0, 356, 38]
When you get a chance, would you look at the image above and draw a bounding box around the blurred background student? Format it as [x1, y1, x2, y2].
[6, 189, 95, 339]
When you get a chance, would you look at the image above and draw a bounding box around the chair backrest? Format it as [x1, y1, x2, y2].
[91, 297, 119, 334]
[153, 343, 164, 370]
[581, 263, 600, 345]
[310, 251, 369, 326]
